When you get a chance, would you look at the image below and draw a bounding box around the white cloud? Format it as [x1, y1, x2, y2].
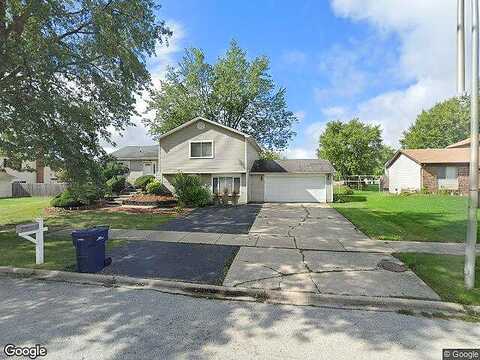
[322, 106, 347, 120]
[106, 21, 186, 151]
[329, 0, 459, 147]
[281, 50, 307, 66]
[314, 44, 369, 102]
[284, 147, 313, 159]
[285, 121, 325, 159]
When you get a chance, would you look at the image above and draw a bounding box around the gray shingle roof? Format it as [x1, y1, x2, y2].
[250, 159, 335, 174]
[110, 145, 158, 160]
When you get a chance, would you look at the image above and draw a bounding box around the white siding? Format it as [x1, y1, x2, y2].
[388, 154, 422, 193]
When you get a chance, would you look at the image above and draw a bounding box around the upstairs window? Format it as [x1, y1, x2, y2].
[190, 141, 213, 158]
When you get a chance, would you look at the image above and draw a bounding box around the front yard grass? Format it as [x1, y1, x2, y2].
[0, 231, 125, 271]
[0, 197, 177, 270]
[0, 197, 52, 226]
[45, 209, 175, 231]
[333, 191, 472, 242]
[394, 253, 480, 306]
[0, 197, 176, 231]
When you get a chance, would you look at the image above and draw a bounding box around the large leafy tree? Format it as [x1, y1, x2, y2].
[400, 96, 470, 149]
[0, 0, 171, 181]
[317, 119, 389, 177]
[146, 41, 297, 150]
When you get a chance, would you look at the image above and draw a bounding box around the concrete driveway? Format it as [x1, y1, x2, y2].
[224, 203, 440, 300]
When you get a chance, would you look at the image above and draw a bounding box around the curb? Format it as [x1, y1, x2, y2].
[1, 266, 479, 316]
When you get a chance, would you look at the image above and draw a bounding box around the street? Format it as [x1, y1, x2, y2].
[0, 277, 478, 360]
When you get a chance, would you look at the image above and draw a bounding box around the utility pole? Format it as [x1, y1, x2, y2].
[458, 0, 466, 95]
[465, 0, 479, 290]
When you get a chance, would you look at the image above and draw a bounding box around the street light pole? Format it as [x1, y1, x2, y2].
[458, 0, 466, 95]
[465, 0, 479, 290]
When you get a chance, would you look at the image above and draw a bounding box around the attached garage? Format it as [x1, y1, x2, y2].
[249, 159, 335, 203]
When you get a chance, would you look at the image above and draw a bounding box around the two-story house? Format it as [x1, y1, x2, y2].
[157, 117, 335, 204]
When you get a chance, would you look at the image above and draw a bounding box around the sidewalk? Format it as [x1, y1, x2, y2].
[50, 228, 480, 255]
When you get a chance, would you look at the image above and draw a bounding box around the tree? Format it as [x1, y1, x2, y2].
[0, 0, 171, 182]
[146, 41, 297, 150]
[317, 119, 386, 177]
[376, 145, 395, 175]
[259, 149, 282, 160]
[400, 96, 470, 149]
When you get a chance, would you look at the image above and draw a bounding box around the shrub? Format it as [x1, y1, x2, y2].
[334, 185, 354, 196]
[172, 173, 212, 207]
[146, 179, 170, 195]
[134, 175, 155, 191]
[51, 184, 104, 208]
[102, 161, 128, 180]
[51, 189, 82, 208]
[333, 185, 354, 203]
[106, 175, 126, 194]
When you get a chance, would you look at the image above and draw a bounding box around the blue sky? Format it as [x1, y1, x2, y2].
[111, 1, 458, 157]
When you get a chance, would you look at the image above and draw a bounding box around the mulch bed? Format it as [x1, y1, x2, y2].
[122, 194, 177, 207]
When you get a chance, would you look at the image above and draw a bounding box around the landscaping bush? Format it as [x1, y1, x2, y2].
[134, 175, 155, 191]
[334, 185, 354, 196]
[172, 173, 212, 207]
[106, 175, 126, 194]
[102, 161, 128, 180]
[51, 189, 83, 208]
[146, 179, 170, 195]
[333, 185, 354, 203]
[51, 183, 104, 208]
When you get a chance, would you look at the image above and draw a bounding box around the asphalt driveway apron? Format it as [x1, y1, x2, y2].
[101, 241, 239, 285]
[156, 205, 261, 234]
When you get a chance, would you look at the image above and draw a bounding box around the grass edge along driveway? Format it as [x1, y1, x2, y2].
[333, 191, 474, 243]
[394, 253, 480, 306]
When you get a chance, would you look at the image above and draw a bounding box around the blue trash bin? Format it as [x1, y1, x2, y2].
[71, 226, 110, 273]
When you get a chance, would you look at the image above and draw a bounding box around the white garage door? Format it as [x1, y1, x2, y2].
[264, 175, 326, 203]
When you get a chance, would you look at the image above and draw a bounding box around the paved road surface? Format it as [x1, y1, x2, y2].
[0, 278, 478, 360]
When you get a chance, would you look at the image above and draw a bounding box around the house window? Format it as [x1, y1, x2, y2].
[437, 166, 458, 190]
[190, 141, 213, 158]
[212, 176, 241, 195]
[437, 166, 457, 180]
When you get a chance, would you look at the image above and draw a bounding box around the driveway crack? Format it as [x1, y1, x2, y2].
[287, 205, 309, 250]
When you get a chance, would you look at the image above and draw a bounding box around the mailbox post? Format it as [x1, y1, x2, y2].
[16, 218, 48, 265]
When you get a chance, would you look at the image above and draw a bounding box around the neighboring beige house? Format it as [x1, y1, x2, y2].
[386, 148, 470, 194]
[158, 117, 335, 203]
[110, 145, 159, 183]
[0, 156, 58, 197]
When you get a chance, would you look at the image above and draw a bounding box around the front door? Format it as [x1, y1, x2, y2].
[143, 162, 153, 175]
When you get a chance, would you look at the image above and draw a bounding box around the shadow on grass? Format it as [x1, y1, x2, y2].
[337, 195, 367, 203]
[333, 208, 469, 243]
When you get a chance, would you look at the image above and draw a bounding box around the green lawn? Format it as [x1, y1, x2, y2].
[394, 253, 480, 305]
[0, 197, 52, 227]
[45, 209, 174, 231]
[0, 197, 175, 231]
[0, 196, 176, 270]
[0, 231, 124, 271]
[333, 191, 472, 242]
